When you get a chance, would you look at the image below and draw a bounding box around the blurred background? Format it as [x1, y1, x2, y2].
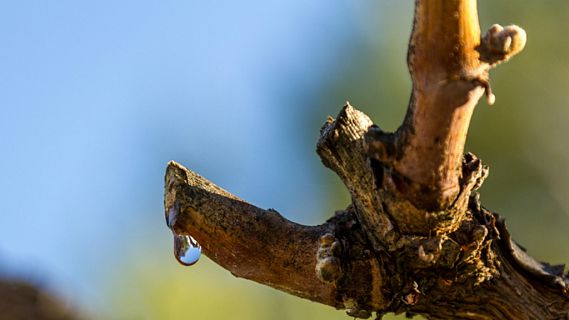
[1, 1, 568, 319]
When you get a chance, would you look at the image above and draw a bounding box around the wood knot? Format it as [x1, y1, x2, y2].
[315, 233, 343, 283]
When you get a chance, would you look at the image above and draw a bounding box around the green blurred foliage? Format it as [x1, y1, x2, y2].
[108, 247, 407, 319]
[107, 2, 569, 319]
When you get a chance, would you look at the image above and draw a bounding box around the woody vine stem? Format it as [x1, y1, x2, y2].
[164, 1, 569, 319]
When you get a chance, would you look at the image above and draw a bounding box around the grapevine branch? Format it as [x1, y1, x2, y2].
[165, 1, 569, 318]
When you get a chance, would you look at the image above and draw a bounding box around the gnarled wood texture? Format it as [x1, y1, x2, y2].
[165, 161, 385, 311]
[164, 1, 568, 319]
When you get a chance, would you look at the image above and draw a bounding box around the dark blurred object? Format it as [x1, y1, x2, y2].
[0, 278, 81, 320]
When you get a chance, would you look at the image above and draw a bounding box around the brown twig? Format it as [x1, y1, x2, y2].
[164, 161, 384, 310]
[163, 1, 569, 319]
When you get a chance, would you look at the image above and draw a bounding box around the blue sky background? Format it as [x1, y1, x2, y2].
[0, 0, 387, 316]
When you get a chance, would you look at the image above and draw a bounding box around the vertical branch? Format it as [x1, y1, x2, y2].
[394, 0, 487, 211]
[367, 0, 525, 232]
[408, 0, 482, 80]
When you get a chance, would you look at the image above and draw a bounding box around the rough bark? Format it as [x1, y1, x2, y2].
[164, 1, 569, 319]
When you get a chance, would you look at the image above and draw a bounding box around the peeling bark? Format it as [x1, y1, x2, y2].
[164, 1, 568, 319]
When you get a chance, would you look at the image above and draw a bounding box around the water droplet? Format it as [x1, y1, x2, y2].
[174, 234, 201, 266]
[166, 201, 201, 266]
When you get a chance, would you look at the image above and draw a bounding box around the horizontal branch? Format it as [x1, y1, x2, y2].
[164, 161, 385, 311]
